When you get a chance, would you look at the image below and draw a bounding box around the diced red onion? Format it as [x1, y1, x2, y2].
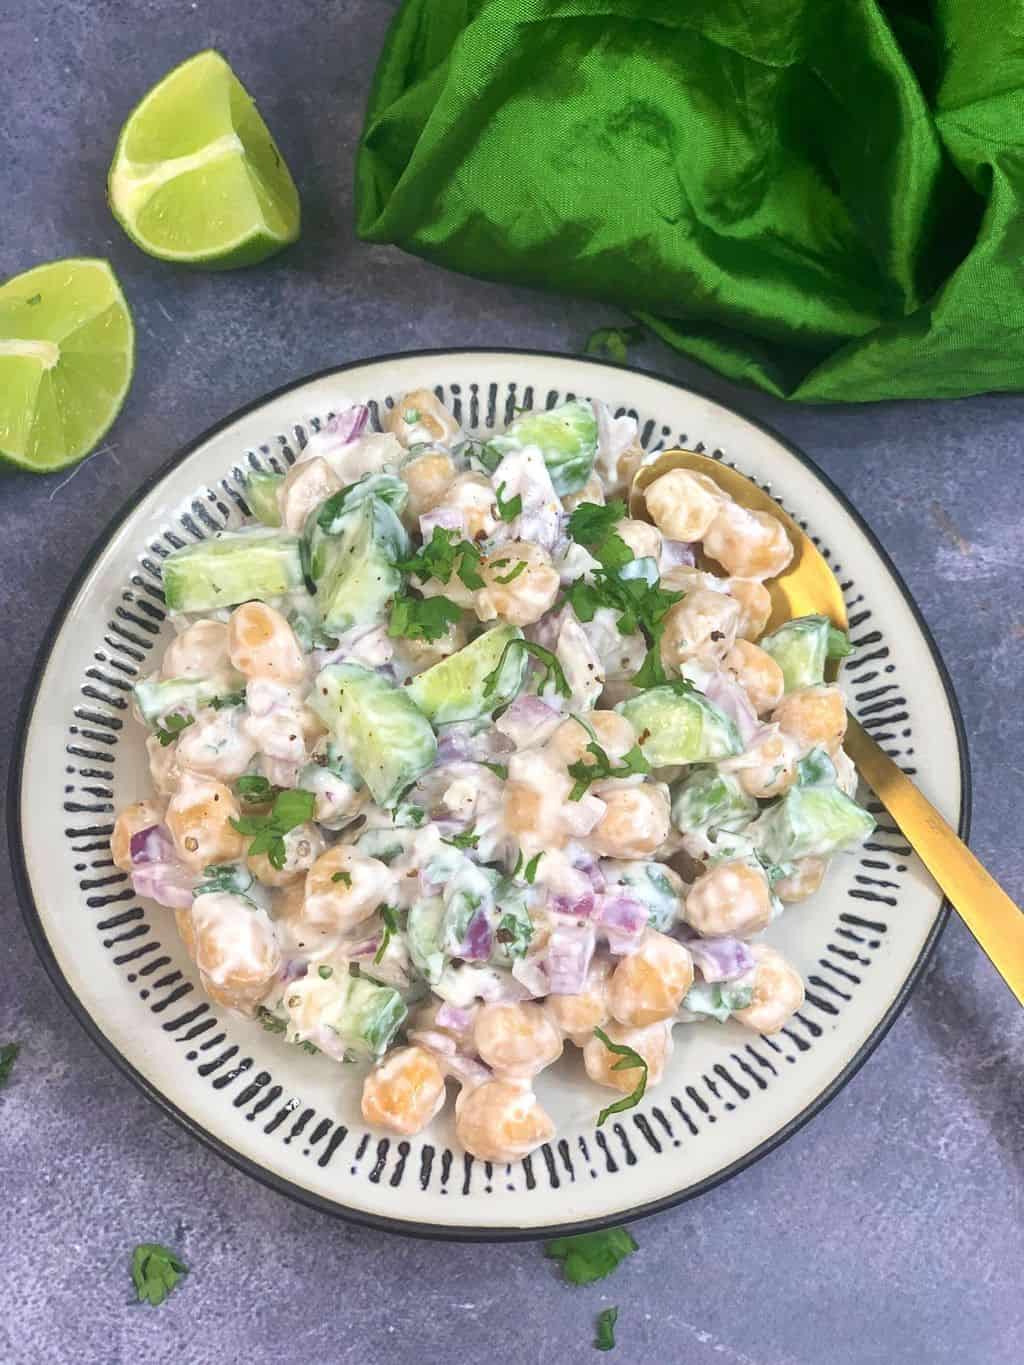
[442, 1052, 493, 1090]
[544, 921, 596, 995]
[571, 847, 606, 893]
[495, 694, 562, 748]
[549, 893, 596, 919]
[347, 936, 382, 959]
[459, 909, 494, 962]
[661, 539, 696, 570]
[324, 404, 369, 445]
[435, 1003, 474, 1032]
[705, 672, 761, 746]
[511, 955, 549, 998]
[526, 605, 568, 652]
[689, 937, 756, 983]
[563, 793, 606, 838]
[129, 824, 176, 866]
[436, 723, 513, 765]
[408, 1027, 457, 1057]
[282, 959, 309, 983]
[131, 862, 195, 910]
[596, 895, 648, 954]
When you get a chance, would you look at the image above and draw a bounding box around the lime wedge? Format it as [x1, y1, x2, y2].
[108, 50, 300, 269]
[0, 258, 134, 474]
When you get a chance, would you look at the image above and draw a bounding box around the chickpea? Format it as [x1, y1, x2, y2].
[393, 617, 467, 675]
[588, 784, 671, 859]
[732, 943, 805, 1034]
[248, 822, 325, 888]
[616, 518, 663, 562]
[723, 639, 784, 716]
[703, 501, 794, 580]
[303, 846, 394, 934]
[772, 685, 847, 755]
[189, 892, 281, 1015]
[561, 472, 605, 513]
[165, 773, 245, 870]
[454, 1081, 554, 1162]
[546, 711, 636, 770]
[546, 958, 612, 1045]
[361, 1046, 447, 1136]
[660, 565, 728, 596]
[228, 602, 306, 684]
[774, 856, 828, 903]
[161, 620, 232, 681]
[684, 860, 772, 936]
[644, 468, 724, 542]
[175, 707, 257, 782]
[472, 1002, 563, 1080]
[475, 541, 560, 627]
[271, 878, 307, 926]
[608, 931, 694, 1028]
[727, 578, 772, 641]
[445, 471, 500, 541]
[146, 733, 182, 797]
[504, 777, 571, 852]
[736, 732, 800, 799]
[277, 455, 342, 534]
[111, 799, 167, 872]
[613, 440, 645, 495]
[582, 1020, 672, 1091]
[383, 388, 460, 448]
[659, 589, 740, 671]
[399, 450, 457, 523]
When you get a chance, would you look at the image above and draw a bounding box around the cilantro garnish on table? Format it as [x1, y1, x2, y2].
[130, 1243, 188, 1307]
[230, 787, 315, 869]
[0, 1042, 20, 1088]
[545, 1226, 638, 1285]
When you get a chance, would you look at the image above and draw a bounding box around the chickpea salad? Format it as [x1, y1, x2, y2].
[111, 389, 875, 1163]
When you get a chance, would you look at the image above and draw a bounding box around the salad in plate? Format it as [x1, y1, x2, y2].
[111, 387, 875, 1162]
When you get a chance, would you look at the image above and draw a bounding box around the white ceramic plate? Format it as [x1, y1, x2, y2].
[11, 351, 968, 1239]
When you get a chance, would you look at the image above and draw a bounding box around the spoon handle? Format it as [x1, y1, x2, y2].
[844, 717, 1024, 1005]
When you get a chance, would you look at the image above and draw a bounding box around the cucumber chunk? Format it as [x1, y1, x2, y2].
[133, 674, 243, 725]
[162, 529, 303, 614]
[617, 683, 742, 766]
[244, 471, 284, 527]
[481, 399, 597, 496]
[671, 767, 758, 836]
[310, 498, 409, 634]
[310, 662, 436, 805]
[752, 783, 876, 863]
[760, 615, 851, 692]
[406, 624, 526, 725]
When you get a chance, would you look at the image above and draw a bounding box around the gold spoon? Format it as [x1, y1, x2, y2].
[631, 450, 1024, 1005]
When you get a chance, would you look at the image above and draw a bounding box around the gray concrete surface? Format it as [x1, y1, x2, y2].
[1, 3, 1022, 1362]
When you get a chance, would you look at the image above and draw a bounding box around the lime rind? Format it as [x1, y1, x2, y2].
[0, 257, 134, 474]
[108, 49, 300, 269]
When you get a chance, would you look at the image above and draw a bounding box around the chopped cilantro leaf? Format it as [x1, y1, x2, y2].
[545, 1226, 638, 1285]
[389, 593, 462, 642]
[493, 559, 528, 585]
[567, 500, 627, 547]
[230, 787, 315, 869]
[593, 1027, 648, 1125]
[374, 905, 400, 963]
[154, 712, 193, 747]
[331, 870, 352, 886]
[130, 1243, 188, 1307]
[523, 852, 543, 884]
[827, 625, 853, 658]
[441, 829, 480, 850]
[495, 482, 523, 521]
[237, 774, 277, 803]
[482, 639, 570, 700]
[394, 526, 484, 590]
[481, 761, 509, 780]
[208, 691, 246, 710]
[318, 964, 334, 979]
[566, 726, 650, 801]
[595, 1307, 619, 1351]
[0, 1042, 20, 1088]
[403, 408, 421, 423]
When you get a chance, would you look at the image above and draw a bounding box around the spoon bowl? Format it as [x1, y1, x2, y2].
[631, 448, 1024, 1006]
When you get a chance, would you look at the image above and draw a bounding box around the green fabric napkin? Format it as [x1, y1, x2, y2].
[356, 0, 1024, 402]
